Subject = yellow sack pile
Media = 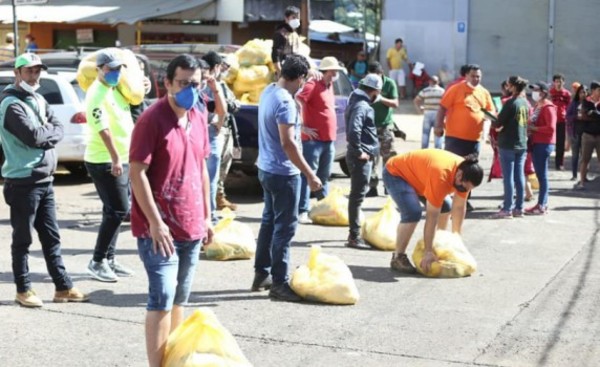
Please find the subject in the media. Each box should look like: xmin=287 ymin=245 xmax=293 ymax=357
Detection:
xmin=206 ymin=209 xmax=256 ymax=261
xmin=412 ymin=230 xmax=477 ymax=278
xmin=290 ymin=245 xmax=359 ymax=305
xmin=227 ymin=39 xmax=276 ymax=104
xmin=76 ymin=47 xmax=145 ymax=105
xmin=308 ymin=187 xmax=359 ymax=226
xmin=361 ymin=198 xmax=399 ymax=251
xmin=162 ymin=308 xmax=252 ymax=367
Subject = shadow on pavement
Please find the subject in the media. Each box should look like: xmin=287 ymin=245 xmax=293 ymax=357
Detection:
xmin=348 ymin=264 xmax=418 ymax=283
xmin=190 ymin=289 xmax=268 ymax=303
xmin=87 ymin=289 xmax=148 ymax=307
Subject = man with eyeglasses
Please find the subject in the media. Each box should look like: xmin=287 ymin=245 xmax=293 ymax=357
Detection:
xmin=84 ymin=49 xmax=136 ymax=282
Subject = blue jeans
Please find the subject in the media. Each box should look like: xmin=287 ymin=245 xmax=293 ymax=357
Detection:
xmin=383 ymin=168 xmax=451 ymax=223
xmin=422 ymin=111 xmax=444 ymax=149
xmin=255 ymin=169 xmax=300 ymax=284
xmin=3 ymin=182 xmax=73 ymax=293
xmin=570 ymin=132 xmax=582 ymax=178
xmin=531 ymin=144 xmax=554 ymax=207
xmin=346 ymin=152 xmax=373 ymax=238
xmin=207 ymin=124 xmax=224 ymax=224
xmin=137 ymin=238 xmax=201 ymax=311
xmin=85 ymin=162 xmax=130 ymax=262
xmin=499 ymin=148 xmax=526 ymax=211
xmin=299 ymin=140 xmax=334 ymax=214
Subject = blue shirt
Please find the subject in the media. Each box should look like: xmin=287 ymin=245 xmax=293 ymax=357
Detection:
xmin=257 ymin=83 xmax=300 ymax=176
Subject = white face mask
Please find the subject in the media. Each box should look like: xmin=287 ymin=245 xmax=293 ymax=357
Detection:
xmin=20 ymin=81 xmax=40 ymax=94
xmin=289 ymin=18 xmax=300 ymax=29
xmin=331 ymin=74 xmax=340 ymax=83
xmin=531 ymin=91 xmax=541 ymax=102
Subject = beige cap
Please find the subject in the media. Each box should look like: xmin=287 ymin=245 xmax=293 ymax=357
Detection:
xmin=318 ymin=56 xmax=345 ymax=71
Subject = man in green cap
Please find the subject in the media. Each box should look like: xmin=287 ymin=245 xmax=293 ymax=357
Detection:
xmin=0 ymin=53 xmax=89 ymax=307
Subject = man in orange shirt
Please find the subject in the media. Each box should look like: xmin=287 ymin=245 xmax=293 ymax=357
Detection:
xmin=383 ymin=149 xmax=483 ymax=273
xmin=434 ymin=64 xmax=493 ymax=210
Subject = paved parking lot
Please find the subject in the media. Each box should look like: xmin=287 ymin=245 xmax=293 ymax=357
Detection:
xmin=0 ymin=107 xmax=599 ymax=367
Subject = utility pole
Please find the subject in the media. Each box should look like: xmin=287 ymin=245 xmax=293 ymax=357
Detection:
xmin=301 ymin=0 xmax=311 ymax=47
xmin=12 ymin=0 xmax=19 ymax=56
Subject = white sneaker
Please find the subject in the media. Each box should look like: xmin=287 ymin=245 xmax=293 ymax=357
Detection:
xmin=298 ymin=212 xmax=312 ymax=224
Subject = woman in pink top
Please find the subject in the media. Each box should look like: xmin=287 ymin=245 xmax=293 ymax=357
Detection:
xmin=526 ymin=82 xmax=557 ymax=215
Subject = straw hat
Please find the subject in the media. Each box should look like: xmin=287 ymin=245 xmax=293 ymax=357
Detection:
xmin=318 ymin=56 xmax=345 ymax=71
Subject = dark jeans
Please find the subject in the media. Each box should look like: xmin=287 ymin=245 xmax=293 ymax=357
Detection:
xmin=85 ymin=162 xmax=130 ymax=262
xmin=346 ymin=152 xmax=373 ymax=238
xmin=531 ymin=144 xmax=554 ymax=207
xmin=3 ymin=182 xmax=73 ymax=293
xmin=445 ymin=136 xmax=480 ymax=203
xmin=255 ymin=169 xmax=300 ymax=285
xmin=555 ymin=122 xmax=566 ymax=169
xmin=570 ymin=132 xmax=582 ymax=178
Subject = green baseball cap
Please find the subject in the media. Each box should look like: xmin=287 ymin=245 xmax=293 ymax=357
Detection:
xmin=15 ymin=53 xmax=48 ymax=70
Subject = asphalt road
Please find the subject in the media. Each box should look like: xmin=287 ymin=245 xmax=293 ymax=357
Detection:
xmin=0 ymin=105 xmax=599 ymax=367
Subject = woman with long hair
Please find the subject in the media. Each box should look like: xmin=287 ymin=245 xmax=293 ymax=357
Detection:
xmin=491 ymin=76 xmax=530 ymax=218
xmin=565 ymin=85 xmax=588 ymax=181
xmin=525 ymin=82 xmax=557 ymax=215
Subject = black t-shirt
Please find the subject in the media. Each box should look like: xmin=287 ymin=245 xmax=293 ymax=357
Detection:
xmin=581 ymin=99 xmax=600 ymax=135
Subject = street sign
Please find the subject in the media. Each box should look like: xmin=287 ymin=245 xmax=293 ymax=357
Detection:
xmin=15 ymin=0 xmax=49 ymax=4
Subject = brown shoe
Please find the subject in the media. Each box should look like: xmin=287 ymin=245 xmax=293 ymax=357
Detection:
xmin=16 ymin=289 xmax=44 ymax=308
xmin=54 ymin=288 xmax=90 ymax=303
xmin=390 ymin=253 xmax=417 ymax=274
xmin=216 ymin=193 xmax=237 ymax=211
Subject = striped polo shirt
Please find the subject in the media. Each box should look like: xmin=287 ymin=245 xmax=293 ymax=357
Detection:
xmin=418 ymin=85 xmax=445 ymax=111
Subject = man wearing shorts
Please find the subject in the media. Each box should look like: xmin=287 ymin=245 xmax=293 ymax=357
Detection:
xmin=383 ymin=149 xmax=483 ymax=274
xmin=129 ymin=54 xmax=213 ymax=367
xmin=386 ymin=38 xmax=409 ymax=100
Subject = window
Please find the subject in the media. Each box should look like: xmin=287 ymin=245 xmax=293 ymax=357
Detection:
xmin=334 ymin=72 xmax=354 ymax=97
xmin=38 ymin=79 xmax=63 ymax=104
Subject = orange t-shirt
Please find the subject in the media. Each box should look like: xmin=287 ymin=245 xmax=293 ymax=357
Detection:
xmin=441 ymin=82 xmax=494 ymax=141
xmin=385 ymin=149 xmax=468 ymax=208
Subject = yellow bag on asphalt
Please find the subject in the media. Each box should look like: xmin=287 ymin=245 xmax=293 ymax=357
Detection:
xmin=162 ymin=308 xmax=252 ymax=367
xmin=412 ymin=230 xmax=477 ymax=278
xmin=290 ymin=245 xmax=359 ymax=305
xmin=361 ymin=198 xmax=399 ymax=251
xmin=76 ymin=48 xmax=145 ymax=105
xmin=308 ymin=187 xmax=353 ymax=226
xmin=205 ymin=209 xmax=256 ymax=261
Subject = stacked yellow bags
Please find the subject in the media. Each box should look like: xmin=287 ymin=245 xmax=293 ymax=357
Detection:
xmin=309 ymin=187 xmax=356 ymax=226
xmin=76 ymin=47 xmax=145 ymax=105
xmin=412 ymin=230 xmax=477 ymax=278
xmin=361 ymin=198 xmax=399 ymax=251
xmin=205 ymin=209 xmax=256 ymax=261
xmin=290 ymin=245 xmax=359 ymax=305
xmin=162 ymin=309 xmax=252 ymax=367
xmin=228 ymin=39 xmax=276 ymax=104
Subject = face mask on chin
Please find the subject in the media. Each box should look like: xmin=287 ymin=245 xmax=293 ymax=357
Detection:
xmin=20 ymin=81 xmax=40 ymax=94
xmin=466 ymin=81 xmax=477 ymax=89
xmin=454 ymin=182 xmax=469 ymax=193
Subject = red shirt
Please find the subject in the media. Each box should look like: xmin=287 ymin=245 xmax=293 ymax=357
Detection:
xmin=549 ymin=87 xmax=571 ymax=123
xmin=129 ymin=97 xmax=210 ymax=242
xmin=530 ymin=101 xmax=557 ymax=145
xmin=296 ymin=79 xmax=337 ymax=142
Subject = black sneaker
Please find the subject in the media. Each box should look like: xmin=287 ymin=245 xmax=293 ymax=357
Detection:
xmin=345 ymin=236 xmax=371 ymax=250
xmin=251 ymin=272 xmax=272 ymax=292
xmin=269 ymin=283 xmax=302 ymax=302
xmin=366 ymin=187 xmax=378 ymax=197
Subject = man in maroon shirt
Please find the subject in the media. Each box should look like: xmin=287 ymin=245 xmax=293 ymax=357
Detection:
xmin=296 ymin=56 xmax=344 ymax=224
xmin=129 ymin=54 xmax=214 ymax=367
xmin=549 ymin=73 xmax=571 ymax=170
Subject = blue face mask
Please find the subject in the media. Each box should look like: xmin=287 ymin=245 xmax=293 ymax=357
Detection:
xmin=174 ymin=85 xmax=198 ymax=110
xmin=104 ymin=70 xmax=121 ymax=87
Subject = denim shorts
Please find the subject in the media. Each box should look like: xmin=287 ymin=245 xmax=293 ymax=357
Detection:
xmin=383 ymin=169 xmax=451 ymax=223
xmin=137 ymin=238 xmax=201 ymax=311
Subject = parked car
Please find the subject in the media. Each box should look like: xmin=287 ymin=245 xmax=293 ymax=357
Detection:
xmin=233 ymin=65 xmax=355 ymax=176
xmin=0 ymin=69 xmax=89 ymax=176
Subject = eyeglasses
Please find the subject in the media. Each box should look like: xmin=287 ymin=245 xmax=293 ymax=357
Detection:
xmin=174 ymin=79 xmax=200 ymax=89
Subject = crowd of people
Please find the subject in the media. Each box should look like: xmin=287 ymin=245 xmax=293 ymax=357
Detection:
xmin=1 ymin=10 xmax=598 ymax=364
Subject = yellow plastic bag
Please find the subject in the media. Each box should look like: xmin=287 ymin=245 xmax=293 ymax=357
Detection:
xmin=528 ymin=174 xmax=539 ymax=190
xmin=361 ymin=198 xmax=399 ymax=251
xmin=412 ymin=230 xmax=477 ymax=278
xmin=205 ymin=209 xmax=256 ymax=261
xmin=162 ymin=308 xmax=252 ymax=367
xmin=76 ymin=48 xmax=145 ymax=105
xmin=235 ymin=39 xmax=273 ymax=66
xmin=290 ymin=245 xmax=359 ymax=305
xmin=308 ymin=187 xmax=353 ymax=226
